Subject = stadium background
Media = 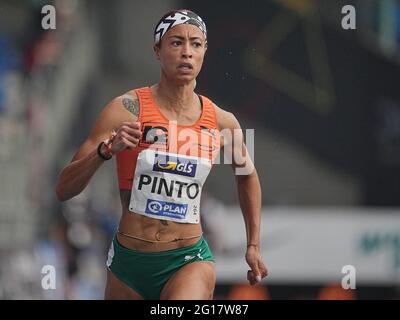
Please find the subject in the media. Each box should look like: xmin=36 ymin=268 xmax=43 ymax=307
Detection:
xmin=0 ymin=0 xmax=399 ymax=299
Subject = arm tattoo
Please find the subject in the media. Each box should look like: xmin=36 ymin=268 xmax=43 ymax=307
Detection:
xmin=122 ymin=98 xmax=140 ymax=117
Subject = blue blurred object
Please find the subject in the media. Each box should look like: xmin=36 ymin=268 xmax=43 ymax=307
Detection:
xmin=0 ymin=33 xmax=19 ymax=113
xmin=397 ymin=2 xmax=400 ymax=43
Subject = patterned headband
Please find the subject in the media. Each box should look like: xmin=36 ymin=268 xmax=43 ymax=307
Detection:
xmin=154 ymin=10 xmax=207 ymax=44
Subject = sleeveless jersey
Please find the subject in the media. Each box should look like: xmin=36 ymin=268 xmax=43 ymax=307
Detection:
xmin=116 ymin=87 xmax=220 ymax=224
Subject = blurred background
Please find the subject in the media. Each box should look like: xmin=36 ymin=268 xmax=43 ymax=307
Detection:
xmin=0 ymin=0 xmax=400 ymax=299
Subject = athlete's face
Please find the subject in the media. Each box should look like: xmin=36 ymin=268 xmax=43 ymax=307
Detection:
xmin=154 ymin=24 xmax=207 ymax=83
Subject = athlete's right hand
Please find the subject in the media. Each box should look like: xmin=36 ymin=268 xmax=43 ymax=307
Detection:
xmin=111 ymin=121 xmax=142 ymax=154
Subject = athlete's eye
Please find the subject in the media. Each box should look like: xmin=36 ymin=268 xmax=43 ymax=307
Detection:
xmin=172 ymin=40 xmax=182 ymax=46
xmin=193 ymin=42 xmax=202 ymax=48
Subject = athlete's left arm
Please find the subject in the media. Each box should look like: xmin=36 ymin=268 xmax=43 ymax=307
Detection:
xmin=215 ymin=105 xmax=268 ymax=285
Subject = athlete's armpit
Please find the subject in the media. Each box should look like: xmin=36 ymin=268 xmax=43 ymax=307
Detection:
xmin=119 ymin=190 xmax=131 ymax=209
xmin=122 ymin=97 xmax=140 ymax=117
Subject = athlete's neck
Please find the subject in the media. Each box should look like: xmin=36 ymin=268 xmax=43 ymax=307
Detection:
xmin=153 ymin=79 xmax=197 ymax=115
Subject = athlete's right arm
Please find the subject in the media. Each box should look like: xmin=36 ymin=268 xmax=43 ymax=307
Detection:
xmin=55 ymin=93 xmax=141 ymax=202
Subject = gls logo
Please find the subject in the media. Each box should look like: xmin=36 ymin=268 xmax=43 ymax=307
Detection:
xmin=153 ymin=153 xmax=197 ymax=177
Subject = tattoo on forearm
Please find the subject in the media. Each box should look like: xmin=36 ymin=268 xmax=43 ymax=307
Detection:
xmin=122 ymin=98 xmax=140 ymax=117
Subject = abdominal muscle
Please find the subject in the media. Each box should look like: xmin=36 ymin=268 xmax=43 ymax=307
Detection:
xmin=117 ymin=190 xmax=203 ymax=252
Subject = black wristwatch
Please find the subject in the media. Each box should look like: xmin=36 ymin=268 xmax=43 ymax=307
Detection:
xmin=97 ymin=141 xmax=112 ymax=160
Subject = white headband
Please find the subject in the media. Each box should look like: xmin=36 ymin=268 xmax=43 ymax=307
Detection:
xmin=154 ymin=10 xmax=207 ymax=44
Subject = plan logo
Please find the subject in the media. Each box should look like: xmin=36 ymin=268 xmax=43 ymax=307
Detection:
xmin=146 ymin=199 xmax=188 ymax=219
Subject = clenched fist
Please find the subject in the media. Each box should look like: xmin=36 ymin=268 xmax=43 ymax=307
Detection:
xmin=245 ymin=245 xmax=268 ymax=285
xmin=111 ymin=122 xmax=142 ymax=154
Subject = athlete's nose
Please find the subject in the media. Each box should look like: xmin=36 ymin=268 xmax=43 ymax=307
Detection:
xmin=181 ymin=42 xmax=193 ymax=59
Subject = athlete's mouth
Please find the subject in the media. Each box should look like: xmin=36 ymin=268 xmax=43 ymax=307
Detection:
xmin=177 ymin=63 xmax=193 ymax=70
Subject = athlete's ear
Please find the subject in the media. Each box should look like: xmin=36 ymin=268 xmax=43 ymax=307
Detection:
xmin=154 ymin=44 xmax=161 ymax=60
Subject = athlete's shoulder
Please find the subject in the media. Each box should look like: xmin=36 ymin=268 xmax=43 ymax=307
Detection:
xmin=117 ymin=89 xmax=141 ymax=118
xmin=101 ymin=89 xmax=140 ymax=120
xmin=91 ymin=89 xmax=140 ymax=133
xmin=212 ymin=103 xmax=241 ymax=131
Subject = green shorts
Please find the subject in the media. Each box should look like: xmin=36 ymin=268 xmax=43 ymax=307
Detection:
xmin=106 ymin=235 xmax=215 ymax=300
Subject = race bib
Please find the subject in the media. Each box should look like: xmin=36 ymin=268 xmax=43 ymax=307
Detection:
xmin=129 ymin=149 xmax=212 ymax=224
